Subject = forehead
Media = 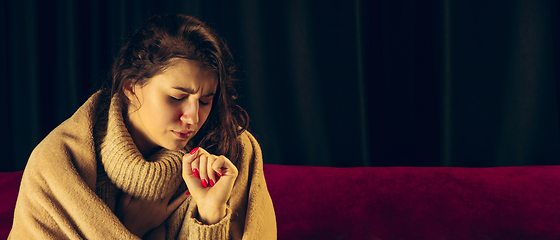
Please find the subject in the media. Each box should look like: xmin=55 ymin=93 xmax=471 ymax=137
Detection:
xmin=149 ymin=59 xmax=218 ymax=92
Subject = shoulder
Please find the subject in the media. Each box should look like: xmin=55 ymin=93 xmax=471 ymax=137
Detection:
xmin=237 ymin=130 xmax=259 ymax=149
xmin=237 ymin=130 xmax=261 ymax=155
xmin=26 ymin=92 xmax=103 ymax=188
xmin=235 ymin=130 xmax=263 ymax=167
xmin=32 ymin=92 xmax=102 ymax=156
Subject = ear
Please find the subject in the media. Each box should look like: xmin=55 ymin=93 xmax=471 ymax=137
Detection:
xmin=123 ymin=81 xmax=141 ymax=109
xmin=123 ymin=80 xmax=136 ymax=102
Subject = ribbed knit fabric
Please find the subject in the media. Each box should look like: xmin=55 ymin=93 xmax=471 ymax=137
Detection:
xmin=93 ymin=94 xmax=232 ymax=239
xmin=9 ymin=92 xmax=277 ymax=239
xmin=95 ymin=95 xmax=185 ymax=201
xmin=180 ymin=202 xmax=232 ymax=239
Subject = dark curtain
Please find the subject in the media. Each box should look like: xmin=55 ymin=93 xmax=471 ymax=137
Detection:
xmin=2 ymin=0 xmax=559 ymax=172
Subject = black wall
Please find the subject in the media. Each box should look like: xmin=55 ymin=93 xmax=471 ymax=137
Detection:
xmin=2 ymin=0 xmax=560 ymax=171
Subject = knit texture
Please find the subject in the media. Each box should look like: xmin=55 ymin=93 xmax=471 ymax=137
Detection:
xmin=95 ymin=95 xmax=185 ymax=201
xmin=9 ymin=92 xmax=277 ymax=239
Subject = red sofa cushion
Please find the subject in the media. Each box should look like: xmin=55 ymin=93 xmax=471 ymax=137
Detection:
xmin=0 ymin=171 xmax=23 ymax=240
xmin=3 ymin=166 xmax=560 ymax=239
xmin=263 ymin=164 xmax=560 ymax=240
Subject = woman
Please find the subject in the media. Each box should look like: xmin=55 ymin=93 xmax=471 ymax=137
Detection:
xmin=9 ymin=14 xmax=276 ymax=239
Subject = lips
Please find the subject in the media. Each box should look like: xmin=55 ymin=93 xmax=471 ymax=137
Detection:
xmin=172 ymin=130 xmax=193 ymax=139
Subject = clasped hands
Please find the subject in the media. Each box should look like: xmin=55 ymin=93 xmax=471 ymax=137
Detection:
xmin=116 ymin=147 xmax=238 ymax=238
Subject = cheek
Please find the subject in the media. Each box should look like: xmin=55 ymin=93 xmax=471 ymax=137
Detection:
xmin=149 ymin=101 xmax=181 ymax=125
xmin=198 ymin=108 xmax=212 ymax=126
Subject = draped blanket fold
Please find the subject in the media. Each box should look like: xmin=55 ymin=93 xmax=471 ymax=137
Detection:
xmin=9 ymin=92 xmax=277 ymax=239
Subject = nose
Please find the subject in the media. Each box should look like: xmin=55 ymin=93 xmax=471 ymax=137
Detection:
xmin=180 ymin=101 xmax=199 ymax=126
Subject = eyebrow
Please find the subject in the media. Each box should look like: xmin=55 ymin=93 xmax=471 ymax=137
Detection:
xmin=172 ymin=86 xmax=215 ymax=97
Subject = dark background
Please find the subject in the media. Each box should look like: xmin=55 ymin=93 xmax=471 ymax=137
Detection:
xmin=2 ymin=0 xmax=560 ymax=172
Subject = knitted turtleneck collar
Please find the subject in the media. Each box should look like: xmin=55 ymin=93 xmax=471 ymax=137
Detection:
xmin=95 ymin=95 xmax=187 ymax=201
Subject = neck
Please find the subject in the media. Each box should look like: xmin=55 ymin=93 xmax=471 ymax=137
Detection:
xmin=96 ymin=93 xmax=186 ymax=201
xmin=124 ymin=112 xmax=160 ymax=157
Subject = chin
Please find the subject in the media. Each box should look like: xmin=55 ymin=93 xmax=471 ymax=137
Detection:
xmin=165 ymin=142 xmax=189 ymax=151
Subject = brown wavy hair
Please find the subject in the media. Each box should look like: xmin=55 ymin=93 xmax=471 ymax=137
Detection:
xmin=103 ymin=14 xmax=248 ymax=162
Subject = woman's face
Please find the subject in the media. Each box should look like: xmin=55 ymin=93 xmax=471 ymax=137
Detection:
xmin=125 ymin=59 xmax=218 ymax=155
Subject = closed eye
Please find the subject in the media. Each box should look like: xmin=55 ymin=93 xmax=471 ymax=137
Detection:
xmin=170 ymin=96 xmax=184 ymax=101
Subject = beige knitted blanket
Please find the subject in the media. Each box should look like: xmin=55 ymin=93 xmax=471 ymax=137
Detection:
xmin=9 ymin=92 xmax=276 ymax=239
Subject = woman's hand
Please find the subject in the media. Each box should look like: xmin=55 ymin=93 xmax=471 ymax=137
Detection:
xmin=182 ymin=147 xmax=238 ymax=225
xmin=116 ymin=188 xmax=189 ymax=238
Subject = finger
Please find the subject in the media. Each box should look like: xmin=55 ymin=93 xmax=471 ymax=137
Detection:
xmin=199 ymin=153 xmax=209 ymax=188
xmin=191 ymin=148 xmax=201 ymax=179
xmin=183 ymin=148 xmax=204 ymax=192
xmin=206 ymin=155 xmax=217 ymax=187
xmin=215 ymin=155 xmax=238 ymax=178
xmin=211 ymin=156 xmax=226 ymax=183
xmin=182 ymin=147 xmax=199 ymax=179
xmin=167 ymin=190 xmax=189 ymax=214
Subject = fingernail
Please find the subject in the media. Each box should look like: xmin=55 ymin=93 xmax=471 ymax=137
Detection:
xmin=209 ymin=179 xmax=215 ymax=187
xmin=193 ymin=168 xmax=199 ymax=178
xmin=216 ymin=172 xmax=222 ymax=177
xmin=190 ymin=147 xmax=199 ymax=155
xmin=201 ymin=179 xmax=208 ymax=188
xmin=186 ymin=190 xmax=190 ymax=195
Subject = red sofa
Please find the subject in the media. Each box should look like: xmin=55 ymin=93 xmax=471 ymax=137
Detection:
xmin=2 ymin=164 xmax=560 ymax=239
